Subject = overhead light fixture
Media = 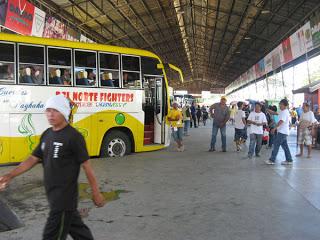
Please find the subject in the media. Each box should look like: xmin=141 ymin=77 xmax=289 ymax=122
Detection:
xmin=236 ymin=51 xmax=241 ymax=54
xmin=244 ymin=36 xmax=251 ymax=40
xmin=261 ymin=10 xmax=271 ymax=14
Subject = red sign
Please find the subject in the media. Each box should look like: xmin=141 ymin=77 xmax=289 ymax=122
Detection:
xmin=282 ymin=37 xmax=293 ymax=64
xmin=5 ymin=0 xmax=34 ymax=35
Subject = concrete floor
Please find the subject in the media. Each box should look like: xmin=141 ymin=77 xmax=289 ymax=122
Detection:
xmin=1 ymin=121 xmax=320 ymax=240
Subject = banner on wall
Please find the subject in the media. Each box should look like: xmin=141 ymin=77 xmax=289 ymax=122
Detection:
xmin=310 ymin=11 xmax=320 ymax=48
xmin=230 ymin=11 xmax=319 ymax=93
xmin=290 ymin=25 xmax=307 ymax=59
xmin=43 ymin=16 xmax=67 ymax=39
xmin=254 ymin=59 xmax=265 ymax=78
xmin=247 ymin=66 xmax=256 ymax=82
xmin=4 ymin=0 xmax=35 ymax=35
xmin=303 ymin=21 xmax=313 ymax=51
xmin=240 ymin=72 xmax=247 ymax=84
xmin=264 ymin=52 xmax=272 ymax=74
xmin=67 ymin=27 xmax=80 ymax=42
xmin=0 ymin=0 xmax=8 ymax=26
xmin=80 ymin=34 xmax=88 ymax=42
xmin=281 ymin=37 xmax=293 ymax=64
xmin=87 ymin=38 xmax=95 ymax=43
xmin=80 ymin=34 xmax=95 ymax=43
xmin=278 ymin=44 xmax=285 ymax=64
xmin=31 ymin=7 xmax=45 ymax=37
xmin=271 ymin=45 xmax=281 ymax=70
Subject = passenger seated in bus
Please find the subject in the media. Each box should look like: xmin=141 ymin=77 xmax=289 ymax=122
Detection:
xmin=61 ymin=69 xmax=71 ymax=85
xmin=123 ymin=72 xmax=128 ymax=87
xmin=101 ymin=72 xmax=114 ymax=87
xmin=123 ymin=72 xmax=140 ymax=88
xmin=87 ymin=70 xmax=96 ymax=86
xmin=76 ymin=71 xmax=89 ymax=86
xmin=20 ymin=67 xmax=33 ymax=84
xmin=0 ymin=64 xmax=14 ymax=82
xmin=31 ymin=67 xmax=43 ymax=85
xmin=49 ymin=69 xmax=63 ymax=85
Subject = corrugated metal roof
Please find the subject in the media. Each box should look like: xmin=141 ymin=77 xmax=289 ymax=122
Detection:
xmin=32 ymin=0 xmax=320 ymax=92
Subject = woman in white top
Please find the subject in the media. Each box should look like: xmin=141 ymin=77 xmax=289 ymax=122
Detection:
xmin=296 ymin=102 xmax=318 ymax=158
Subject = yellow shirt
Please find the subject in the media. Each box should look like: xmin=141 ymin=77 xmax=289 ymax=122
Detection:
xmin=291 ymin=110 xmax=297 ymax=118
xmin=167 ymin=109 xmax=183 ymax=128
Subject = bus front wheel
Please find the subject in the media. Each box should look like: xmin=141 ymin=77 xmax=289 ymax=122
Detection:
xmin=100 ymin=130 xmax=132 ymax=157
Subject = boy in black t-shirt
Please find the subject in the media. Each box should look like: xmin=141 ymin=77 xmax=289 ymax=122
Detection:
xmin=0 ymin=95 xmax=105 ymax=240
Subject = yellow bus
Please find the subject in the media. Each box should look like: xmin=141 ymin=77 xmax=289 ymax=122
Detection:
xmin=0 ymin=33 xmax=183 ymax=165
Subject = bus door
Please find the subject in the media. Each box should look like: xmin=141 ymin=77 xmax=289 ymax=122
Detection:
xmin=143 ymin=76 xmax=165 ymax=145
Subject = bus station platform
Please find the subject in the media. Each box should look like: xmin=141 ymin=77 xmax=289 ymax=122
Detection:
xmin=1 ymin=121 xmax=320 ymax=240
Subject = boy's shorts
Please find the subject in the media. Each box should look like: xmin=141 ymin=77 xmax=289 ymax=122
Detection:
xmin=234 ymin=128 xmax=246 ymax=141
xmin=172 ymin=127 xmax=183 ymax=141
xmin=298 ymin=128 xmax=312 ymax=145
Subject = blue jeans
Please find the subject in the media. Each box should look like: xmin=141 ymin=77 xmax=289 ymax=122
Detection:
xmin=248 ymin=134 xmax=263 ymax=157
xmin=172 ymin=127 xmax=183 ymax=142
xmin=270 ymin=133 xmax=293 ymax=162
xmin=184 ymin=120 xmax=190 ymax=135
xmin=268 ymin=131 xmax=275 ymax=147
xmin=210 ymin=123 xmax=226 ymax=150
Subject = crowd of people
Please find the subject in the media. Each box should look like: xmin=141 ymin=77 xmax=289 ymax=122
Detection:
xmin=167 ymin=96 xmax=320 ymax=165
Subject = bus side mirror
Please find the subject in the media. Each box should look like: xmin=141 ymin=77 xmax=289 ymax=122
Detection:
xmin=157 ymin=63 xmax=164 ymax=69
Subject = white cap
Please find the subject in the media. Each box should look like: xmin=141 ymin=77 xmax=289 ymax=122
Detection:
xmin=45 ymin=95 xmax=71 ymax=122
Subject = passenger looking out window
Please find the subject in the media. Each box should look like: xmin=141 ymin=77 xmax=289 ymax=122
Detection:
xmin=76 ymin=70 xmax=89 ymax=86
xmin=19 ymin=66 xmax=44 ymax=85
xmin=74 ymin=50 xmax=96 ymax=87
xmin=19 ymin=44 xmax=45 ymax=85
xmin=61 ymin=69 xmax=71 ymax=85
xmin=87 ymin=70 xmax=96 ymax=86
xmin=48 ymin=48 xmax=72 ymax=85
xmin=101 ymin=72 xmax=114 ymax=87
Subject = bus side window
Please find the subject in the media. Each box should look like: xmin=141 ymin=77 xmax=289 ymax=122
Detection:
xmin=122 ymin=71 xmax=141 ymax=88
xmin=141 ymin=57 xmax=163 ymax=76
xmin=141 ymin=57 xmax=163 ymax=88
xmin=19 ymin=44 xmax=45 ymax=85
xmin=74 ymin=50 xmax=97 ymax=87
xmin=122 ymin=55 xmax=141 ymax=88
xmin=48 ymin=47 xmax=72 ymax=86
xmin=0 ymin=42 xmax=15 ymax=84
xmin=99 ymin=52 xmax=120 ymax=88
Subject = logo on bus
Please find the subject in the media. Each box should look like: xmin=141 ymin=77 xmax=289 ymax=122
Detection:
xmin=56 ymin=91 xmax=134 ymax=103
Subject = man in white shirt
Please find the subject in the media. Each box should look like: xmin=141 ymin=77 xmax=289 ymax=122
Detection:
xmin=265 ymin=99 xmax=293 ymax=165
xmin=247 ymin=102 xmax=267 ymax=158
xmin=234 ymin=101 xmax=246 ymax=151
xmin=296 ymin=102 xmax=318 ymax=158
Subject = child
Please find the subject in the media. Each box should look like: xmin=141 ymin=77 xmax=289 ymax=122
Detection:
xmin=234 ymin=101 xmax=246 ymax=151
xmin=0 ymin=95 xmax=105 ymax=239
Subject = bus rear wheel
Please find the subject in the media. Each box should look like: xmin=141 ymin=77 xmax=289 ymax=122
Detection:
xmin=100 ymin=130 xmax=132 ymax=157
